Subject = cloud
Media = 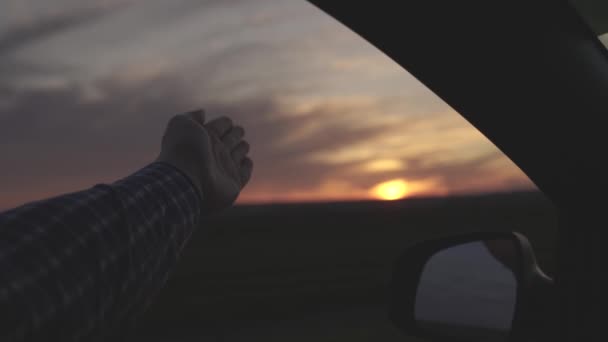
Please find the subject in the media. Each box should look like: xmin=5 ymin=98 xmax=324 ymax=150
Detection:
xmin=361 ymin=159 xmax=406 ymax=173
xmin=0 ymin=4 xmax=124 ymax=55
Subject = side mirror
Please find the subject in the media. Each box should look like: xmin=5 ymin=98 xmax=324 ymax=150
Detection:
xmin=389 ymin=232 xmax=554 ymax=342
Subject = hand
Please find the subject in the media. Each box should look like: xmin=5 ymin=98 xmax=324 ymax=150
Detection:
xmin=156 ymin=110 xmax=253 ymax=213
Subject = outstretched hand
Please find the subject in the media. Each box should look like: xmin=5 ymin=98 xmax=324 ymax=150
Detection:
xmin=157 ymin=110 xmax=253 ymax=213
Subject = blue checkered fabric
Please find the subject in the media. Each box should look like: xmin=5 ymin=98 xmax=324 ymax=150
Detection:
xmin=0 ymin=162 xmax=201 ymax=341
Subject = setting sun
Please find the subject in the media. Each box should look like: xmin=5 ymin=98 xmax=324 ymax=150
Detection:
xmin=371 ymin=179 xmax=409 ymax=201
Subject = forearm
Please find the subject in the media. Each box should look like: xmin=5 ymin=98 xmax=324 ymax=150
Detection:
xmin=0 ymin=162 xmax=201 ymax=341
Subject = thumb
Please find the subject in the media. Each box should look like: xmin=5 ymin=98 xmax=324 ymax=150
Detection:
xmin=185 ymin=109 xmax=205 ymax=125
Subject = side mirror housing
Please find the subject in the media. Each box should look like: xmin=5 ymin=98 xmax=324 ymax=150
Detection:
xmin=389 ymin=232 xmax=554 ymax=341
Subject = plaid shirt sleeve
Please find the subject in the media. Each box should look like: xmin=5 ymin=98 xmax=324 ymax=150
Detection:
xmin=0 ymin=162 xmax=202 ymax=341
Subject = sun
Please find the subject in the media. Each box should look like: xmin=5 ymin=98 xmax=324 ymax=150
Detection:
xmin=371 ymin=179 xmax=409 ymax=201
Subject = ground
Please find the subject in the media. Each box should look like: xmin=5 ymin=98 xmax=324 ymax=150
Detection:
xmin=129 ymin=191 xmax=557 ymax=341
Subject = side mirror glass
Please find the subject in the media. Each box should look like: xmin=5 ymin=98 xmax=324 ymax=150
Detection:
xmin=389 ymin=232 xmax=553 ymax=342
xmin=415 ymin=240 xmax=518 ymax=340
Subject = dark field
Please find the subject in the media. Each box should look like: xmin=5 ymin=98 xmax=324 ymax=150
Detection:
xmin=130 ymin=191 xmax=557 ymax=341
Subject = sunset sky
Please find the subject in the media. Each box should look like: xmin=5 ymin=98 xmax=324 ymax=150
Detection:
xmin=0 ymin=0 xmax=540 ymax=209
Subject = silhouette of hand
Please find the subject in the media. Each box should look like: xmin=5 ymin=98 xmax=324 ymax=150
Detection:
xmin=157 ymin=110 xmax=253 ymax=213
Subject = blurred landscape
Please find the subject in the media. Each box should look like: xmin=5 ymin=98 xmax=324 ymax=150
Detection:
xmin=130 ymin=190 xmax=556 ymax=341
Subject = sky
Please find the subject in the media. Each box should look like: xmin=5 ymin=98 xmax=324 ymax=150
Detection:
xmin=0 ymin=0 xmax=538 ymax=209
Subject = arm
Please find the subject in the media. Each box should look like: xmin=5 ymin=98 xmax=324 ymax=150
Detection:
xmin=0 ymin=163 xmax=200 ymax=341
xmin=0 ymin=110 xmax=253 ymax=341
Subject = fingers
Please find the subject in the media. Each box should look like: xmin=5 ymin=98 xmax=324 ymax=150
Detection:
xmin=205 ymin=116 xmax=233 ymax=138
xmin=183 ymin=112 xmax=252 ymax=185
xmin=185 ymin=109 xmax=205 ymax=125
xmin=223 ymin=126 xmax=245 ymax=149
xmin=240 ymin=157 xmax=253 ymax=185
xmin=232 ymin=141 xmax=250 ymax=162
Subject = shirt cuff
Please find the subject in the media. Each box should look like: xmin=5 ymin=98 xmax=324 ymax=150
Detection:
xmin=113 ymin=162 xmax=203 ymax=228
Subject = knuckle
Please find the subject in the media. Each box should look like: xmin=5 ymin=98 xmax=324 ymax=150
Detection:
xmin=235 ymin=126 xmax=245 ymax=136
xmin=221 ymin=117 xmax=233 ymax=127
